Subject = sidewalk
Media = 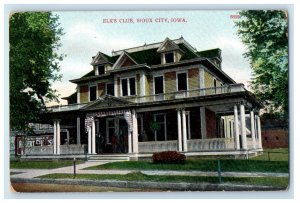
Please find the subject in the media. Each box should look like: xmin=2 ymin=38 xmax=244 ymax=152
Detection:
xmin=10 ymin=160 xmax=289 ymax=179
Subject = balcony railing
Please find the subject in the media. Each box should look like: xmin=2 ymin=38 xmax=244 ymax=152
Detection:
xmin=47 ymin=103 xmax=87 ymax=112
xmin=46 ymin=84 xmax=245 ymax=112
xmin=126 ymin=83 xmax=246 ymax=103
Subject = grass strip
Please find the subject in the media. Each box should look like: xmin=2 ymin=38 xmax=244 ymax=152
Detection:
xmin=37 ymin=172 xmax=289 ymax=188
xmin=10 ymin=160 xmax=84 ymax=169
xmin=85 ymin=159 xmax=288 ymax=173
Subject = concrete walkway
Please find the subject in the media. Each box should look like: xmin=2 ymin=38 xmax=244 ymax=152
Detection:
xmin=10 ymin=161 xmax=289 ymax=179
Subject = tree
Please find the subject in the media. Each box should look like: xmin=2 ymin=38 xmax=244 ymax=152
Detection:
xmin=9 ymin=12 xmax=64 ymax=133
xmin=235 ymin=10 xmax=288 ymax=117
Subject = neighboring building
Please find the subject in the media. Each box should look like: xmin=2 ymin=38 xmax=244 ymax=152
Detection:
xmin=261 ymin=117 xmax=288 ymax=148
xmin=22 ymin=37 xmax=263 ymax=158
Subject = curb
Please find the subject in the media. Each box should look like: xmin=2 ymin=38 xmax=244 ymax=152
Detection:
xmin=10 ymin=177 xmax=287 ymax=191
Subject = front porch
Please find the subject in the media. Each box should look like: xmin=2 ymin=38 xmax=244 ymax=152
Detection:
xmin=21 ymin=85 xmax=263 ymax=159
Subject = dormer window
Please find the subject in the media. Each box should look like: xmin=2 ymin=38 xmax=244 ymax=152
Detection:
xmin=164 ymin=52 xmax=174 ymax=63
xmin=97 ymin=65 xmax=105 ymax=75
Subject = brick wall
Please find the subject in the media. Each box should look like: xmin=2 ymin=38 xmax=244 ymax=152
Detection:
xmin=261 ymin=128 xmax=288 ymax=148
xmin=98 ymin=82 xmax=105 ymax=97
xmin=164 ymin=71 xmax=176 ymax=93
xmin=188 ymin=68 xmax=199 ymax=90
xmin=205 ymin=108 xmax=217 ymax=138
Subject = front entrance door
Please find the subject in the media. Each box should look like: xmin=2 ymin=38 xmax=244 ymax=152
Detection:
xmin=103 ymin=117 xmax=128 ymax=153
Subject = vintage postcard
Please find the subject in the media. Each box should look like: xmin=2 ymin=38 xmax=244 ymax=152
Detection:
xmin=9 ymin=10 xmax=289 ymax=193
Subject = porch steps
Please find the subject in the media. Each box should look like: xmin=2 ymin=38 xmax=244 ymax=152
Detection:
xmin=88 ymin=154 xmax=130 ymax=161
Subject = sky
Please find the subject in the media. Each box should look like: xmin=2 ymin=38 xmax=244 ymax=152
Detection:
xmin=50 ymin=10 xmax=252 ymax=106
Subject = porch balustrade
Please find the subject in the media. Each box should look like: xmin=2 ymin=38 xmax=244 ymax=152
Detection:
xmin=138 ymin=138 xmax=235 ymax=153
xmin=127 ymin=83 xmax=246 ymax=103
xmin=48 ymin=103 xmax=87 ymax=112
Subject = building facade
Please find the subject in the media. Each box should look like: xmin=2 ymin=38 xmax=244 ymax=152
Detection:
xmin=22 ymin=37 xmax=263 ymax=158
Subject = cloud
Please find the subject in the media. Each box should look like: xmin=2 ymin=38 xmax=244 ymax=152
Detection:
xmin=51 ymin=21 xmax=139 ymax=105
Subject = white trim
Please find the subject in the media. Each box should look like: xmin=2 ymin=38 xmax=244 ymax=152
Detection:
xmin=176 ymin=71 xmax=189 ymax=91
xmin=140 ymin=71 xmax=146 ymax=96
xmin=77 ymin=87 xmax=80 ymax=103
xmin=183 ymin=111 xmax=191 ymax=140
xmin=112 ymin=51 xmax=138 ymax=70
xmin=153 ymin=113 xmax=167 ymax=141
xmin=114 ymin=77 xmax=119 ymax=97
xmin=162 ymin=51 xmax=176 ymax=64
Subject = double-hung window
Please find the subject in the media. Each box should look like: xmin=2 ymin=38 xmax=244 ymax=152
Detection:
xmin=121 ymin=77 xmax=136 ymax=96
xmin=177 ymin=72 xmax=187 ymax=91
xmin=89 ymin=86 xmax=97 ymax=101
xmin=106 ymin=83 xmax=114 ymax=96
xmin=154 ymin=76 xmax=164 ymax=94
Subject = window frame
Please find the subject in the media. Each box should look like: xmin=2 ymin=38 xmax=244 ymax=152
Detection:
xmin=153 ymin=75 xmax=165 ymax=95
xmin=106 ymin=82 xmax=115 ymax=96
xmin=97 ymin=65 xmax=105 ymax=75
xmin=120 ymin=76 xmax=137 ymax=97
xmin=88 ymin=84 xmax=97 ymax=102
xmin=164 ymin=52 xmax=175 ymax=64
xmin=153 ymin=113 xmax=167 ymax=141
xmin=176 ymin=71 xmax=188 ymax=92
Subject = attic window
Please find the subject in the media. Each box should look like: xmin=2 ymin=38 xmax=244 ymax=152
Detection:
xmin=164 ymin=52 xmax=174 ymax=63
xmin=98 ymin=65 xmax=105 ymax=75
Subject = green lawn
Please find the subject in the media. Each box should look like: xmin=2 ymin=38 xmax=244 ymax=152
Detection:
xmin=251 ymin=148 xmax=289 ymax=161
xmin=38 ymin=172 xmax=289 ymax=188
xmin=85 ymin=159 xmax=288 ymax=173
xmin=10 ymin=160 xmax=84 ymax=169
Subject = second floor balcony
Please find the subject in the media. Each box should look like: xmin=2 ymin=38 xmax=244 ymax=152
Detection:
xmin=48 ymin=83 xmax=246 ymax=112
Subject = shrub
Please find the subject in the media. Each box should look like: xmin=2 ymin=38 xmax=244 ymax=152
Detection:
xmin=152 ymin=151 xmax=186 ymax=164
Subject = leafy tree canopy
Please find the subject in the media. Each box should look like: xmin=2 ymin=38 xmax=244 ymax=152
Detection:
xmin=10 ymin=12 xmax=64 ymax=132
xmin=235 ymin=10 xmax=288 ymax=117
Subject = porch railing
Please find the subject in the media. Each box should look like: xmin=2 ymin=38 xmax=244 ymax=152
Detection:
xmin=47 ymin=103 xmax=87 ymax=112
xmin=138 ymin=138 xmax=235 ymax=153
xmin=46 ymin=84 xmax=245 ymax=111
xmin=126 ymin=83 xmax=246 ymax=103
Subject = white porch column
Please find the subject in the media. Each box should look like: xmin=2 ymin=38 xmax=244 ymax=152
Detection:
xmin=88 ymin=126 xmax=92 ymax=154
xmin=128 ymin=126 xmax=132 ymax=153
xmin=200 ymin=107 xmax=207 ymax=139
xmin=177 ymin=109 xmax=183 ymax=152
xmin=77 ymin=117 xmax=81 ymax=144
xmin=240 ymin=104 xmax=247 ymax=150
xmin=56 ymin=120 xmax=61 ymax=155
xmin=233 ymin=105 xmax=240 ymax=149
xmin=132 ymin=109 xmax=139 ymax=153
xmin=92 ymin=119 xmax=96 ymax=154
xmin=53 ymin=121 xmax=57 ymax=154
xmin=250 ymin=110 xmax=256 ymax=149
xmin=182 ymin=109 xmax=188 ymax=152
xmin=257 ymin=115 xmax=262 ymax=148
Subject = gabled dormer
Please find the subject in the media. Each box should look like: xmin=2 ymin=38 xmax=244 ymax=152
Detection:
xmin=112 ymin=51 xmax=138 ymax=69
xmin=91 ymin=52 xmax=114 ymax=75
xmin=157 ymin=38 xmax=184 ymax=64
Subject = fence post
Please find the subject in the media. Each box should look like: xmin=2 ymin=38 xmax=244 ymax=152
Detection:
xmin=73 ymin=157 xmax=76 ymax=179
xmin=217 ymin=159 xmax=222 ymax=183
